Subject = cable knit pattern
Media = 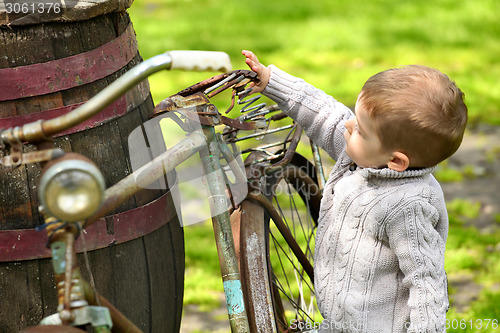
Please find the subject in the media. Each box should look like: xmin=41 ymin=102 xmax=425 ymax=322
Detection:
xmin=263 ymin=66 xmax=449 ymax=332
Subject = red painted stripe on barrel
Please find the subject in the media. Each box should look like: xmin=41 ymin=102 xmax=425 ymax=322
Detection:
xmin=0 ymin=24 xmax=137 ymax=102
xmin=0 ymin=191 xmax=175 ymax=262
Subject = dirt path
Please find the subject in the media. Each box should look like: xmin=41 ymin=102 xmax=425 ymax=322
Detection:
xmin=442 ymin=125 xmax=500 ymax=231
xmin=180 ymin=293 xmax=230 ymax=332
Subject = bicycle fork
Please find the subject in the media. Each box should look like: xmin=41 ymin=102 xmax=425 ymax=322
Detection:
xmin=200 ymin=125 xmax=250 ymax=333
xmin=40 ymin=219 xmax=141 ymax=332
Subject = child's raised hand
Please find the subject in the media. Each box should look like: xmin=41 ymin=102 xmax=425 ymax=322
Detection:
xmin=242 ymin=50 xmax=270 ymax=94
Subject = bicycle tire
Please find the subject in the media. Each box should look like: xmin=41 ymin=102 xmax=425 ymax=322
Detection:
xmin=232 ymin=152 xmax=322 ymax=332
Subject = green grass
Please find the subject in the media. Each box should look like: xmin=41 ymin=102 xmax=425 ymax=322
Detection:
xmin=446 ymin=198 xmax=500 ymax=283
xmin=127 ymin=0 xmax=500 ymax=325
xmin=182 ymin=221 xmax=224 ymax=311
xmin=445 ymin=198 xmax=500 ymax=332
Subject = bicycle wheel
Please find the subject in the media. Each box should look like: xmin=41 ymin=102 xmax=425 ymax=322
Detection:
xmin=232 ymin=152 xmax=322 ymax=332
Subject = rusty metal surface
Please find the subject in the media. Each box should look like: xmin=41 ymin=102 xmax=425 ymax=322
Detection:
xmin=264 ymin=124 xmax=303 ymax=175
xmin=0 ymin=148 xmax=64 ymax=168
xmin=153 ymin=92 xmax=210 ymax=115
xmin=43 ymin=222 xmax=81 ymax=323
xmin=154 ymin=93 xmax=259 ymax=131
xmin=82 ymin=280 xmax=142 ymax=333
xmin=42 ymin=222 xmax=141 ymax=332
xmin=63 ymin=232 xmax=77 ymax=320
xmin=231 ymin=200 xmax=277 ymax=333
xmin=201 ymin=126 xmax=250 ymax=332
xmin=247 ymin=191 xmax=315 ymax=284
xmin=157 ymin=70 xmax=263 ymax=132
xmin=220 ymin=115 xmax=258 ymax=131
xmin=176 ymin=69 xmax=258 ymax=97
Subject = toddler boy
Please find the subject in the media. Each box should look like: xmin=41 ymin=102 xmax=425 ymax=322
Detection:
xmin=243 ymin=50 xmax=467 ymax=332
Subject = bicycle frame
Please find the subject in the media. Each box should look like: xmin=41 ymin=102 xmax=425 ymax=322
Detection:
xmin=1 ymin=52 xmax=251 ymax=332
xmin=2 ymin=50 xmax=324 ymax=332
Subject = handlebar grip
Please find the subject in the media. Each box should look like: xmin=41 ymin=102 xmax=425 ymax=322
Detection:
xmin=167 ymin=50 xmax=232 ymax=72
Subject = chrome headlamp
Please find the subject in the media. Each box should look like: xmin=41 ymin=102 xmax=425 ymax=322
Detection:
xmin=39 ymin=153 xmax=105 ymax=222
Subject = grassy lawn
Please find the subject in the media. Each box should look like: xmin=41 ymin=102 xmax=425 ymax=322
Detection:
xmin=129 ymin=0 xmax=500 ymax=125
xmin=444 ymin=198 xmax=500 ymax=331
xmin=128 ymin=0 xmax=500 ymax=329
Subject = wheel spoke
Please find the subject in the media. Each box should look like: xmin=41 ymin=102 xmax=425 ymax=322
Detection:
xmin=270 ymin=231 xmax=315 ymax=293
xmin=268 ymin=169 xmax=319 ymax=328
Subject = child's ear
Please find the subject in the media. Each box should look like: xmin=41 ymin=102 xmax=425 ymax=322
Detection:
xmin=387 ymin=152 xmax=410 ymax=172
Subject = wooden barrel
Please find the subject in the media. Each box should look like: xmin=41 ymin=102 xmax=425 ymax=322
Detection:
xmin=0 ymin=3 xmax=184 ymax=332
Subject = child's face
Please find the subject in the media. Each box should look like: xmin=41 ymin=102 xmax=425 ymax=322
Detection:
xmin=344 ymin=97 xmax=393 ymax=168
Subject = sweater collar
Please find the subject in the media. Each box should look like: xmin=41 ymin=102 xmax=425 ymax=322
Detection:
xmin=357 ymin=165 xmax=435 ymax=180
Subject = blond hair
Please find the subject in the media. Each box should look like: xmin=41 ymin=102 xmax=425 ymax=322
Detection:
xmin=359 ymin=65 xmax=468 ymax=167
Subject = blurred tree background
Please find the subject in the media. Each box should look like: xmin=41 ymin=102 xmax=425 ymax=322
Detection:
xmin=128 ymin=0 xmax=500 ymax=331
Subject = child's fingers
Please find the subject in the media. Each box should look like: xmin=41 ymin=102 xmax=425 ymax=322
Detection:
xmin=245 ymin=58 xmax=259 ymax=72
xmin=242 ymin=50 xmax=260 ymax=72
xmin=242 ymin=49 xmax=255 ymax=60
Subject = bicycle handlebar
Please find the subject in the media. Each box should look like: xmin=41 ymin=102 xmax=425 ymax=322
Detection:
xmin=169 ymin=50 xmax=231 ymax=72
xmin=4 ymin=51 xmax=231 ymax=143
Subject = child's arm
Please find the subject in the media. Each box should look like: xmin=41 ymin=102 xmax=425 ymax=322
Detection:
xmin=242 ymin=50 xmax=353 ymax=161
xmin=386 ymin=201 xmax=448 ymax=332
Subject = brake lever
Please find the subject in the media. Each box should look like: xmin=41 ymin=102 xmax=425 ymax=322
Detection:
xmin=0 ymin=148 xmax=64 ymax=169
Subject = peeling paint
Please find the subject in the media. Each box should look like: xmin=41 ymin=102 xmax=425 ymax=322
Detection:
xmin=223 ymin=280 xmax=245 ymax=316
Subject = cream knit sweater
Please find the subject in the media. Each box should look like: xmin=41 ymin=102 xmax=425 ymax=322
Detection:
xmin=263 ymin=66 xmax=449 ymax=332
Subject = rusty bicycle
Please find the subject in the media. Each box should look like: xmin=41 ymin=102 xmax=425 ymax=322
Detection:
xmin=0 ymin=51 xmax=323 ymax=332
